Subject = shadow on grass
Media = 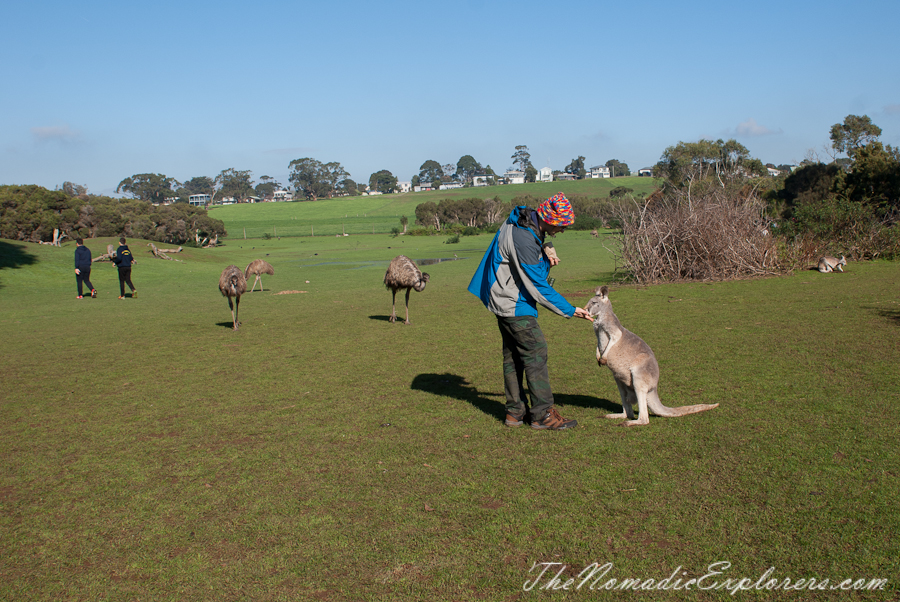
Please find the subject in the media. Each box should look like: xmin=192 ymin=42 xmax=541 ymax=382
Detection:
xmin=0 ymin=241 xmax=38 ymax=288
xmin=867 ymin=305 xmax=900 ymax=325
xmin=369 ymin=315 xmax=394 ymax=322
xmin=215 ymin=321 xmax=239 ymax=329
xmin=410 ymin=372 xmax=619 ymax=424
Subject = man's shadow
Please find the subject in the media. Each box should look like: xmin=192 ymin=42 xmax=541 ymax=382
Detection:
xmin=410 ymin=373 xmax=619 ymax=424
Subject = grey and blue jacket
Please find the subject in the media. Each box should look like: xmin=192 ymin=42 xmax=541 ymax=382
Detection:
xmin=467 ymin=206 xmax=575 ymax=318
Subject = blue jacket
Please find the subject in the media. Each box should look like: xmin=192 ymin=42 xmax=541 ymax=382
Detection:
xmin=114 ymin=245 xmax=134 ymax=268
xmin=467 ymin=206 xmax=575 ymax=318
xmin=74 ymin=245 xmax=92 ymax=270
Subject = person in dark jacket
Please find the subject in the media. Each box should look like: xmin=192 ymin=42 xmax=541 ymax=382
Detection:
xmin=468 ymin=193 xmax=591 ymax=430
xmin=113 ymin=237 xmax=137 ymax=299
xmin=74 ymin=238 xmax=96 ymax=299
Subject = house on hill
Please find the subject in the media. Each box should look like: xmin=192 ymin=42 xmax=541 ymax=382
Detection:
xmin=503 ymin=170 xmax=525 ymax=184
xmin=538 ymin=167 xmax=553 ymax=183
xmin=588 ymin=165 xmax=611 ymax=179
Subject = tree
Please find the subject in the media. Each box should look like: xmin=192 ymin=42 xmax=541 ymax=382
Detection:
xmin=323 ymin=162 xmax=350 ymax=196
xmin=216 ymin=168 xmax=254 ymax=203
xmin=116 ymin=173 xmax=180 ymax=203
xmin=369 ymin=170 xmax=398 ymax=194
xmin=58 ymin=182 xmax=88 ymax=197
xmin=511 ymin=145 xmax=533 ymax=172
xmin=418 ymin=160 xmax=443 ymax=186
xmin=288 ymin=157 xmax=350 ymax=201
xmin=565 ymin=156 xmax=586 ymax=179
xmin=456 ymin=155 xmax=482 ymax=185
xmin=524 ymin=165 xmax=538 ymax=183
xmin=605 ymin=159 xmax=630 ymax=177
xmin=441 ymin=163 xmax=457 ymax=182
xmin=336 ymin=178 xmax=359 ymax=196
xmin=841 ymin=141 xmax=900 ymax=209
xmin=830 ymin=114 xmax=882 ymax=159
xmin=400 ymin=215 xmax=408 ymax=233
xmin=655 ymin=139 xmax=765 ymax=194
xmin=255 ymin=175 xmax=282 ymax=200
xmin=182 ymin=176 xmax=214 ymax=197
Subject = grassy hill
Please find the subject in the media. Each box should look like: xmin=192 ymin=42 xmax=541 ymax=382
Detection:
xmin=211 ymin=176 xmax=657 ymax=239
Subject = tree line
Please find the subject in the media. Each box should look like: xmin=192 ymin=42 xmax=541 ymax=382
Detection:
xmin=0 ymin=185 xmax=226 ymax=245
xmin=110 ymin=145 xmax=635 ymax=207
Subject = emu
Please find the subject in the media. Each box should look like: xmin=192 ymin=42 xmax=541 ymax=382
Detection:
xmin=384 ymin=255 xmax=429 ymax=325
xmin=219 ymin=265 xmax=247 ymax=330
xmin=245 ymin=259 xmax=274 ymax=292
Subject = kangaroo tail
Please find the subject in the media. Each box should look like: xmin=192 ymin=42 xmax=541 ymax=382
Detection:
xmin=646 ymin=391 xmax=719 ymax=417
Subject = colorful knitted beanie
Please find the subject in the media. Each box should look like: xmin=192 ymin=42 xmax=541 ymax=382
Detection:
xmin=537 ymin=193 xmax=575 ymax=226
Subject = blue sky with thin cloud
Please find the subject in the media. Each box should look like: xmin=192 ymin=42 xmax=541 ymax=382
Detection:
xmin=2 ymin=0 xmax=898 ymax=196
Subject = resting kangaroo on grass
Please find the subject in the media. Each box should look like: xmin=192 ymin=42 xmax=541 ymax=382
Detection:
xmin=583 ymin=286 xmax=719 ymax=426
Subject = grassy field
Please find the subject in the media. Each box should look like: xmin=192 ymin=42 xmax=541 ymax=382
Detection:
xmin=1 ymin=225 xmax=898 ymax=601
xmin=211 ymin=177 xmax=658 ymax=239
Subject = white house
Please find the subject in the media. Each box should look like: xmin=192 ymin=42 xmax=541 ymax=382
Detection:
xmin=503 ymin=170 xmax=525 ymax=184
xmin=473 ymin=175 xmax=496 ymax=187
xmin=766 ymin=167 xmax=781 ymax=177
xmin=538 ymin=167 xmax=553 ymax=183
xmin=439 ymin=182 xmax=463 ymax=190
xmin=589 ymin=166 xmax=611 ymax=179
xmin=638 ymin=168 xmax=653 ymax=177
xmin=397 ymin=181 xmax=412 ymax=193
xmin=273 ymin=190 xmax=293 ymax=202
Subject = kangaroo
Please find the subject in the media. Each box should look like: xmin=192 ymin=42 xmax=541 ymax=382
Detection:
xmin=583 ymin=286 xmax=719 ymax=426
xmin=817 ymin=255 xmax=846 ymax=273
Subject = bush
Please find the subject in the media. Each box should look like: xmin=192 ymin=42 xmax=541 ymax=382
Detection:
xmin=614 ymin=189 xmax=781 ymax=283
xmin=445 ymin=234 xmax=460 ymax=244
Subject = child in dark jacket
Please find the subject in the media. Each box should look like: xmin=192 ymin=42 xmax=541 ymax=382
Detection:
xmin=113 ymin=237 xmax=137 ymax=299
xmin=74 ymin=238 xmax=96 ymax=299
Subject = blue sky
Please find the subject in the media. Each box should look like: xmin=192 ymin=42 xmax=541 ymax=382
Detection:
xmin=3 ymin=0 xmax=899 ymax=196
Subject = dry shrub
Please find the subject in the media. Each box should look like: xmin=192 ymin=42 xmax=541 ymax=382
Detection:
xmin=613 ymin=188 xmax=782 ymax=283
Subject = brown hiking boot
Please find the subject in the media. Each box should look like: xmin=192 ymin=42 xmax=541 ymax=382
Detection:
xmin=531 ymin=407 xmax=577 ymax=430
xmin=504 ymin=411 xmax=525 ymax=427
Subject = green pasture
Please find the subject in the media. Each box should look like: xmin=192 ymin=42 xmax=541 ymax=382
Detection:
xmin=211 ymin=176 xmax=657 ymax=239
xmin=0 ymin=228 xmax=898 ymax=601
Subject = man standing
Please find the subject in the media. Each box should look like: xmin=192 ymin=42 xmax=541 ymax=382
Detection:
xmin=468 ymin=193 xmax=591 ymax=430
xmin=74 ymin=238 xmax=96 ymax=299
xmin=113 ymin=237 xmax=137 ymax=299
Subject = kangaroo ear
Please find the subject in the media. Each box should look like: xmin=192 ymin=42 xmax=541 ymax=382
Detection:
xmin=594 ymin=286 xmax=604 ymax=295
xmin=600 ymin=285 xmax=609 ymax=297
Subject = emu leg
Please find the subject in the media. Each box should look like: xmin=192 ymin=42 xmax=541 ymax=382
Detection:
xmin=404 ymin=288 xmax=412 ymax=325
xmin=233 ymin=296 xmax=241 ymax=330
xmin=389 ymin=290 xmax=397 ymax=323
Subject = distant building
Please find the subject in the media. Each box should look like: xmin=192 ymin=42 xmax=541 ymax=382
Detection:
xmin=556 ymin=173 xmax=576 ymax=181
xmin=397 ymin=181 xmax=412 ymax=193
xmin=188 ymin=194 xmax=210 ymax=207
xmin=638 ymin=168 xmax=653 ymax=177
xmin=439 ymin=182 xmax=463 ymax=190
xmin=588 ymin=166 xmax=611 ymax=179
xmin=273 ymin=190 xmax=293 ymax=202
xmin=503 ymin=170 xmax=525 ymax=184
xmin=538 ymin=167 xmax=553 ymax=183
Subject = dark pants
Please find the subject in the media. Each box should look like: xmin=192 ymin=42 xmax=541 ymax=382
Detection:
xmin=118 ymin=267 xmax=135 ymax=296
xmin=496 ymin=315 xmax=554 ymax=420
xmin=76 ymin=268 xmax=94 ymax=296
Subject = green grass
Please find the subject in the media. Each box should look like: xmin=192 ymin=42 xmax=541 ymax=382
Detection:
xmin=212 ymin=176 xmax=657 ymax=239
xmin=0 ymin=228 xmax=898 ymax=601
